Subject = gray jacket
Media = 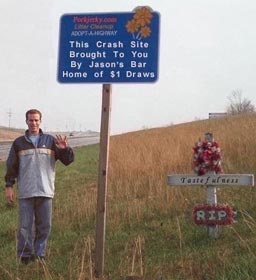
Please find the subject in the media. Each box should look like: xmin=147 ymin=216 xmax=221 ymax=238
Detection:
xmin=5 ymin=129 xmax=74 ymax=199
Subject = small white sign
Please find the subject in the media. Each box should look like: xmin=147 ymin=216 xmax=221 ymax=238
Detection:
xmin=209 ymin=112 xmax=227 ymax=119
xmin=167 ymin=174 xmax=254 ymax=187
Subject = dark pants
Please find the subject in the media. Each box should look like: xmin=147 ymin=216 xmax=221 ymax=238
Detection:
xmin=17 ymin=197 xmax=52 ymax=258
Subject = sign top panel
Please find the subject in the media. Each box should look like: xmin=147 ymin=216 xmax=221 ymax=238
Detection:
xmin=57 ymin=7 xmax=160 ymax=83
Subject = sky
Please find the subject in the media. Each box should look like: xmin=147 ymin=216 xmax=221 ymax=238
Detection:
xmin=1 ymin=0 xmax=256 ymax=134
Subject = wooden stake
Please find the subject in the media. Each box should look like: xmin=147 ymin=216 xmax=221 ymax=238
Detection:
xmin=95 ymin=84 xmax=112 ymax=278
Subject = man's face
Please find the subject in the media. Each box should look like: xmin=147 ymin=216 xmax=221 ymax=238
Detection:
xmin=26 ymin=113 xmax=41 ymax=135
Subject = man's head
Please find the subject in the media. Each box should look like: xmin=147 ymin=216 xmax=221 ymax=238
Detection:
xmin=25 ymin=109 xmax=42 ymax=135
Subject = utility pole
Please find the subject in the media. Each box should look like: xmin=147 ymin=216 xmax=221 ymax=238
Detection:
xmin=7 ymin=109 xmax=12 ymax=128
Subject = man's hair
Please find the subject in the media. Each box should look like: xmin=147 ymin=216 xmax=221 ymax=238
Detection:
xmin=25 ymin=109 xmax=42 ymax=120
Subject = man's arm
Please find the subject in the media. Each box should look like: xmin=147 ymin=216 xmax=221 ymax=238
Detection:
xmin=5 ymin=144 xmax=19 ymax=203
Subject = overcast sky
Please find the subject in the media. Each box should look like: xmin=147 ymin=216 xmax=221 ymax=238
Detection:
xmin=1 ymin=0 xmax=256 ymax=134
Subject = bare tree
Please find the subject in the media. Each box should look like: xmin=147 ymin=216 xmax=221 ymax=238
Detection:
xmin=226 ymin=89 xmax=255 ymax=115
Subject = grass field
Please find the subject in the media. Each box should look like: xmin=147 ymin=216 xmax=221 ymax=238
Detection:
xmin=0 ymin=114 xmax=256 ymax=279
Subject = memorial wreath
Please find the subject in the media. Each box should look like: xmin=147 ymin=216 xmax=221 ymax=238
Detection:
xmin=193 ymin=204 xmax=234 ymax=226
xmin=193 ymin=136 xmax=223 ymax=176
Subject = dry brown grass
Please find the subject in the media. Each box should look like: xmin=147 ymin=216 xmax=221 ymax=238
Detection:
xmin=107 ymin=114 xmax=256 ymax=226
xmin=1 ymin=114 xmax=256 ymax=279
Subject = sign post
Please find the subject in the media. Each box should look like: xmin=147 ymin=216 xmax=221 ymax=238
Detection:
xmin=95 ymin=84 xmax=112 ymax=277
xmin=57 ymin=6 xmax=160 ymax=278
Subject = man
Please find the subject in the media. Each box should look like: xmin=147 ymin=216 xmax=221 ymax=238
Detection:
xmin=5 ymin=109 xmax=74 ymax=264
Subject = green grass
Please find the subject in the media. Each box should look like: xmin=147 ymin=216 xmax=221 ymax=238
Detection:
xmin=1 ymin=132 xmax=256 ymax=279
xmin=0 ymin=144 xmax=99 ymax=280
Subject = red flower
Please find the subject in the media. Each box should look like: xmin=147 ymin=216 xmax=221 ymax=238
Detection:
xmin=193 ymin=140 xmax=223 ymax=175
xmin=193 ymin=204 xmax=234 ymax=226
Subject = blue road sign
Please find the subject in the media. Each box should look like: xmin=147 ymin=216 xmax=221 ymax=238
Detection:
xmin=57 ymin=8 xmax=160 ymax=83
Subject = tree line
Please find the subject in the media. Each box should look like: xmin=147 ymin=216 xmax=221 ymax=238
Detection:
xmin=227 ymin=89 xmax=255 ymax=115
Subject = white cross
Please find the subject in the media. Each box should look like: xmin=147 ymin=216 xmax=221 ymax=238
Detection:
xmin=167 ymin=173 xmax=254 ymax=238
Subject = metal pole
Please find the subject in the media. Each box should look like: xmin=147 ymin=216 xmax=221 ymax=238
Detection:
xmin=95 ymin=84 xmax=112 ymax=278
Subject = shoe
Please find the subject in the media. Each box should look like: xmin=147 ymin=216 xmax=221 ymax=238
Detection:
xmin=20 ymin=257 xmax=30 ymax=265
xmin=30 ymin=255 xmax=36 ymax=262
